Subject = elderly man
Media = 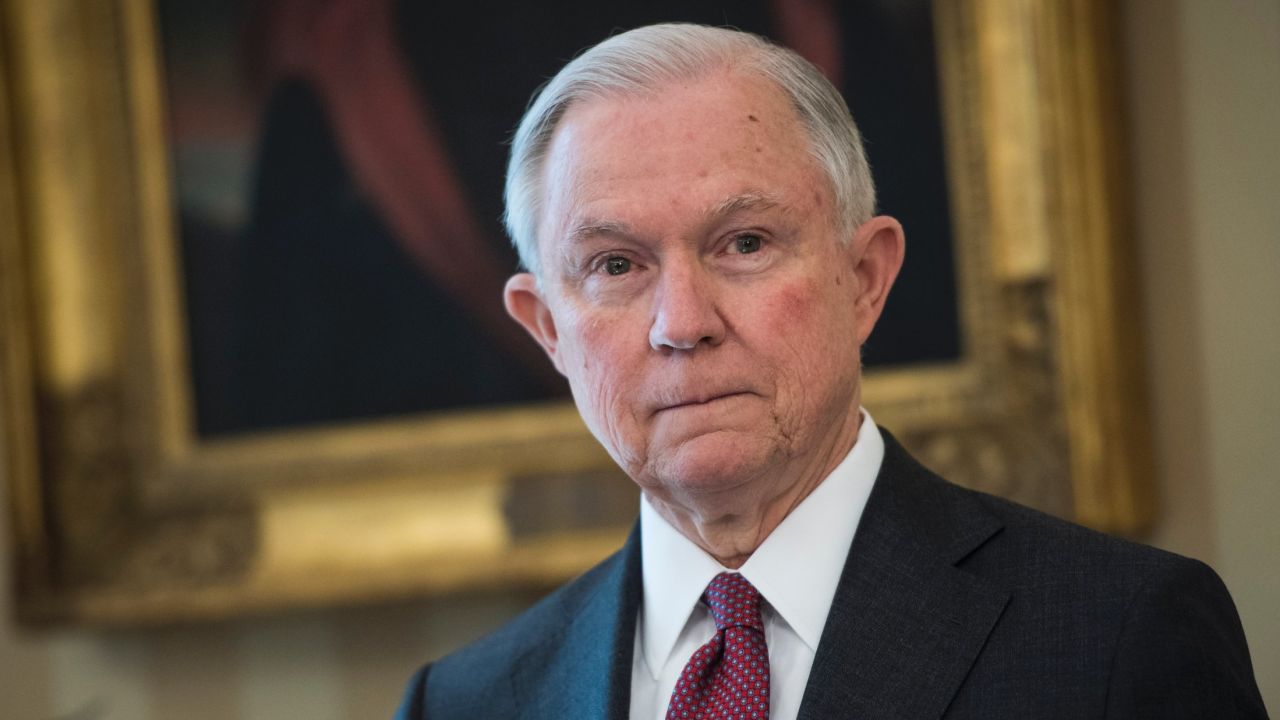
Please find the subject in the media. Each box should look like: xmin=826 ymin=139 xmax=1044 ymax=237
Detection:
xmin=397 ymin=24 xmax=1266 ymax=720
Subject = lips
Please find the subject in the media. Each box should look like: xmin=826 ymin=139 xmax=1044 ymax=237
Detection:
xmin=654 ymin=390 xmax=751 ymax=413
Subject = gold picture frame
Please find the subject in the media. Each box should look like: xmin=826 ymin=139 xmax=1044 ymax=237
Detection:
xmin=1 ymin=0 xmax=1152 ymax=626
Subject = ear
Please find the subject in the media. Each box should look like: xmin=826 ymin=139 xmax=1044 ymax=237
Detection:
xmin=504 ymin=273 xmax=567 ymax=375
xmin=847 ymin=215 xmax=906 ymax=345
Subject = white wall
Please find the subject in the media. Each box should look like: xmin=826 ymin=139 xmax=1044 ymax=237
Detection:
xmin=1126 ymin=0 xmax=1280 ymax=707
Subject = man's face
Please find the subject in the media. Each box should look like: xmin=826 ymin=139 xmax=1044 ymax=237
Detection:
xmin=507 ymin=70 xmax=901 ymax=508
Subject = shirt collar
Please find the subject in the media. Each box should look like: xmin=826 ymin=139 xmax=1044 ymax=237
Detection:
xmin=638 ymin=410 xmax=885 ymax=679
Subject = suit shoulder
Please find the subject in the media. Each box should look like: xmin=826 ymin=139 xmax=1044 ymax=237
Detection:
xmin=908 ymin=475 xmax=1264 ymax=714
xmin=880 ymin=435 xmax=1189 ymax=583
xmin=442 ymin=546 xmax=627 ymax=666
xmin=393 ymin=664 xmax=430 ymax=720
xmin=878 ymin=430 xmax=1185 ymax=579
xmin=406 ymin=542 xmax=634 ymax=718
xmin=972 ymin=481 xmax=1182 ymax=566
xmin=1103 ymin=546 xmax=1269 ymax=716
xmin=961 ymin=483 xmax=1188 ymax=575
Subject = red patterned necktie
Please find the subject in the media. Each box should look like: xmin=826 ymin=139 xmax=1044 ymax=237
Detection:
xmin=665 ymin=572 xmax=770 ymax=720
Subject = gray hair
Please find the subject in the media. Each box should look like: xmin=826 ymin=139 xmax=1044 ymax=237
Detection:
xmin=503 ymin=22 xmax=876 ymax=275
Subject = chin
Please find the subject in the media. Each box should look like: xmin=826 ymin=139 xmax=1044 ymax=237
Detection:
xmin=645 ymin=430 xmax=777 ymax=497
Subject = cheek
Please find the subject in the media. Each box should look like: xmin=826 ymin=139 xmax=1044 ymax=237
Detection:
xmin=755 ymin=277 xmax=859 ymax=401
xmin=568 ymin=313 xmax=621 ymax=381
xmin=559 ymin=314 xmax=644 ymax=439
xmin=560 ymin=318 xmax=610 ymax=401
xmin=749 ymin=280 xmax=823 ymax=395
xmin=773 ymin=281 xmax=817 ymax=321
xmin=757 ymin=278 xmax=826 ymax=350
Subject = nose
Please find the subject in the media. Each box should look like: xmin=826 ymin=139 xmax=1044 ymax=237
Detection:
xmin=648 ymin=264 xmax=726 ymax=352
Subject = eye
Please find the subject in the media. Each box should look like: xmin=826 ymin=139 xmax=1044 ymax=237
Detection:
xmin=604 ymin=256 xmax=631 ymax=275
xmin=733 ymin=233 xmax=764 ymax=254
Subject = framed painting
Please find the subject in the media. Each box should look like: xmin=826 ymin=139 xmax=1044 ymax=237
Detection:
xmin=0 ymin=0 xmax=1153 ymax=625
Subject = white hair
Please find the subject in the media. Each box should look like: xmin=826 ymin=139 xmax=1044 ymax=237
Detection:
xmin=503 ymin=22 xmax=876 ymax=275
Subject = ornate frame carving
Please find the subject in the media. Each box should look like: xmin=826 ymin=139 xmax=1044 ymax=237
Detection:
xmin=1 ymin=0 xmax=1152 ymax=625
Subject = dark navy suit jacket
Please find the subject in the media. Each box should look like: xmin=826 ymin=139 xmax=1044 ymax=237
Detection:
xmin=396 ymin=432 xmax=1268 ymax=719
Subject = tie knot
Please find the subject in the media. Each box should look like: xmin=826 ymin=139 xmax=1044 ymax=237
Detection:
xmin=703 ymin=572 xmax=764 ymax=632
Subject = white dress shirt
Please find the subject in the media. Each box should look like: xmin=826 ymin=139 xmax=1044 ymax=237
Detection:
xmin=630 ymin=411 xmax=885 ymax=720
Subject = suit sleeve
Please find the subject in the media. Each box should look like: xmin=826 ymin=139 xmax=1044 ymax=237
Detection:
xmin=1104 ymin=558 xmax=1269 ymax=719
xmin=394 ymin=664 xmax=431 ymax=720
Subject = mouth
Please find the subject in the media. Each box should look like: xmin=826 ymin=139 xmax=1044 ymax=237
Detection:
xmin=655 ymin=390 xmax=751 ymax=413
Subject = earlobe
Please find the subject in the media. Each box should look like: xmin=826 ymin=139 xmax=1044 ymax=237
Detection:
xmin=504 ymin=273 xmax=566 ymax=375
xmin=849 ymin=216 xmax=906 ymax=344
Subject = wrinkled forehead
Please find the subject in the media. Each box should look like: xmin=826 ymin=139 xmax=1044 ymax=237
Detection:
xmin=534 ymin=72 xmax=830 ymax=256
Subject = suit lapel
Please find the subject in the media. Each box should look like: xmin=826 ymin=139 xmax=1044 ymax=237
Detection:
xmin=508 ymin=433 xmax=1007 ymax=719
xmin=512 ymin=525 xmax=642 ymax=720
xmin=798 ymin=433 xmax=1010 ymax=720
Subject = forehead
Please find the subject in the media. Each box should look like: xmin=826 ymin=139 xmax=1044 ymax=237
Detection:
xmin=537 ymin=71 xmax=830 ymax=249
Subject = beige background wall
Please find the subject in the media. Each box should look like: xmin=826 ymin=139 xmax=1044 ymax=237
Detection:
xmin=1125 ymin=0 xmax=1279 ymax=706
xmin=3 ymin=1 xmax=1277 ymax=717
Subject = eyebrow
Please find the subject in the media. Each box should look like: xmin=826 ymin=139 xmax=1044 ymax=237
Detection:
xmin=565 ymin=220 xmax=633 ymax=246
xmin=562 ymin=192 xmax=785 ymax=247
xmin=704 ymin=192 xmax=783 ymax=219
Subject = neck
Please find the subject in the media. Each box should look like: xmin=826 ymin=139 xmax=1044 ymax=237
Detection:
xmin=646 ymin=410 xmax=863 ymax=568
